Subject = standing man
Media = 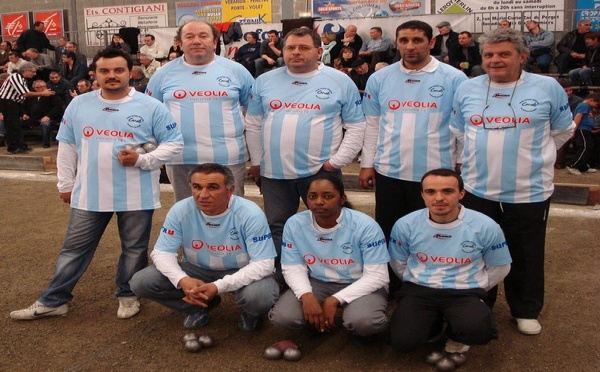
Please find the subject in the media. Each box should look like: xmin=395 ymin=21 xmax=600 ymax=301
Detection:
xmin=16 ymin=21 xmax=55 ymax=54
xmin=524 ymin=20 xmax=554 ymax=73
xmin=130 ymin=163 xmax=279 ymax=330
xmin=139 ymin=34 xmax=165 ymax=60
xmin=0 ymin=62 xmax=56 ymax=154
xmin=432 ymin=21 xmax=459 ymax=63
xmin=246 ymin=28 xmax=365 ymax=281
xmin=146 ymin=21 xmax=254 ymax=201
xmin=359 ymin=20 xmax=468 ymax=240
xmin=9 ymin=48 xmax=183 ymax=321
xmin=254 ymin=30 xmax=284 ymax=77
xmin=556 ymin=19 xmax=592 ymax=75
xmin=451 ymin=28 xmax=574 ymax=335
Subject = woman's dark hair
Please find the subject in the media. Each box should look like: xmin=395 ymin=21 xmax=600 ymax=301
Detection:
xmin=308 ymin=174 xmax=353 ymax=209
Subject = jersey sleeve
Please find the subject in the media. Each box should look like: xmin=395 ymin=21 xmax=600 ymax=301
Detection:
xmin=246 ymin=77 xmax=265 ymax=116
xmin=146 ymin=69 xmax=165 ymax=102
xmin=549 ymin=79 xmax=575 ymax=131
xmin=388 ymin=218 xmax=411 ymax=262
xmin=362 ymin=74 xmax=380 ymax=117
xmin=358 ymin=218 xmax=390 ymax=265
xmin=340 ymin=77 xmax=366 ymax=125
xmin=154 ymin=205 xmax=185 ymax=254
xmin=240 ymin=203 xmax=277 ymax=261
xmin=450 ymin=84 xmax=467 ymax=135
xmin=56 ymin=101 xmax=77 ymax=145
xmin=150 ymin=100 xmax=183 ymax=144
xmin=281 ymin=218 xmax=305 ymax=265
xmin=237 ymin=65 xmax=254 ymax=108
xmin=481 ymin=221 xmax=512 ymax=266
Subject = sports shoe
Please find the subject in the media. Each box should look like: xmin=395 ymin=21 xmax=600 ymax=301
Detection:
xmin=117 ymin=297 xmax=140 ymax=319
xmin=237 ymin=312 xmax=264 ymax=332
xmin=566 ymin=167 xmax=582 ymax=175
xmin=10 ymin=301 xmax=68 ymax=320
xmin=516 ymin=318 xmax=541 ymax=335
xmin=183 ymin=295 xmax=222 ymax=329
xmin=585 ymin=168 xmax=598 ymax=173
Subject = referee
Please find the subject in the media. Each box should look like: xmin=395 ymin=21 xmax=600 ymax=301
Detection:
xmin=0 ymin=62 xmax=55 ymax=154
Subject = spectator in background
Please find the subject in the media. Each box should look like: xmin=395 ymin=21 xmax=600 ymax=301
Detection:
xmin=359 ymin=27 xmax=392 ymax=66
xmin=349 ymin=58 xmax=372 ymax=95
xmin=139 ymin=53 xmax=161 ymax=79
xmin=524 ymin=20 xmax=554 ymax=73
xmin=91 ymin=80 xmax=100 ymax=90
xmin=60 ymin=51 xmax=88 ymax=86
xmin=498 ymin=20 xmax=512 ymax=29
xmin=374 ymin=62 xmax=389 ymax=71
xmin=432 ymin=21 xmax=459 ymax=63
xmin=233 ymin=31 xmax=261 ymax=77
xmin=47 ymin=70 xmax=74 ymax=108
xmin=74 ymin=79 xmax=91 ymax=95
xmin=448 ymin=31 xmax=483 ymax=77
xmin=336 ymin=25 xmax=363 ymax=57
xmin=0 ymin=41 xmax=12 ymax=72
xmin=556 ymin=19 xmax=592 ymax=75
xmin=554 ymin=78 xmax=583 ymax=169
xmin=333 ymin=46 xmax=357 ymax=74
xmin=54 ymin=37 xmax=68 ymax=71
xmin=0 ymin=72 xmax=8 ymax=147
xmin=321 ymin=31 xmax=338 ymax=66
xmin=139 ymin=34 xmax=165 ymax=60
xmin=255 ymin=30 xmax=284 ymax=78
xmin=109 ymin=34 xmax=131 ymax=54
xmin=568 ymin=32 xmax=600 ymax=87
xmin=129 ymin=66 xmax=149 ymax=93
xmin=566 ymin=93 xmax=600 ymax=175
xmin=7 ymin=52 xmax=26 ymax=73
xmin=66 ymin=42 xmax=87 ymax=66
xmin=168 ymin=51 xmax=181 ymax=61
xmin=26 ymin=48 xmax=54 ymax=80
xmin=16 ymin=21 xmax=55 ymax=54
xmin=21 ymin=79 xmax=64 ymax=148
xmin=168 ymin=36 xmax=183 ymax=56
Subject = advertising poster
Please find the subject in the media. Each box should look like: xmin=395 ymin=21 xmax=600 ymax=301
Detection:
xmin=577 ymin=0 xmax=600 ymax=30
xmin=1 ymin=12 xmax=29 ymax=40
xmin=313 ymin=0 xmax=429 ymax=19
xmin=33 ymin=10 xmax=64 ymax=38
xmin=221 ymin=0 xmax=272 ymax=24
xmin=175 ymin=1 xmax=222 ymax=25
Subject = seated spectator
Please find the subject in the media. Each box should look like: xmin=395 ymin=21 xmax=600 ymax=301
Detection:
xmin=321 ymin=31 xmax=338 ymax=66
xmin=168 ymin=51 xmax=181 ymax=61
xmin=47 ymin=70 xmax=74 ymax=107
xmin=336 ymin=24 xmax=363 ymax=57
xmin=566 ymin=93 xmax=600 ymax=175
xmin=233 ymin=32 xmax=261 ymax=77
xmin=374 ymin=62 xmax=389 ymax=71
xmin=130 ymin=163 xmax=279 ymax=331
xmin=254 ymin=30 xmax=284 ymax=78
xmin=108 ymin=34 xmax=131 ymax=54
xmin=7 ymin=51 xmax=26 ymax=73
xmin=21 ymin=79 xmax=64 ymax=148
xmin=349 ymin=58 xmax=372 ymax=95
xmin=75 ymin=79 xmax=91 ymax=95
xmin=26 ymin=48 xmax=54 ymax=80
xmin=448 ymin=31 xmax=483 ymax=77
xmin=66 ymin=42 xmax=87 ymax=66
xmin=139 ymin=34 xmax=165 ymax=60
xmin=129 ymin=66 xmax=149 ymax=93
xmin=555 ymin=78 xmax=583 ymax=169
xmin=556 ymin=19 xmax=592 ymax=75
xmin=388 ymin=169 xmax=511 ymax=370
xmin=333 ymin=46 xmax=356 ymax=74
xmin=359 ymin=27 xmax=392 ymax=65
xmin=269 ymin=175 xmax=389 ymax=341
xmin=91 ymin=80 xmax=100 ymax=90
xmin=0 ymin=41 xmax=12 ymax=72
xmin=568 ymin=32 xmax=600 ymax=87
xmin=139 ymin=53 xmax=161 ymax=78
xmin=524 ymin=20 xmax=554 ymax=73
xmin=432 ymin=21 xmax=459 ymax=63
xmin=54 ymin=37 xmax=68 ymax=71
xmin=498 ymin=20 xmax=512 ymax=29
xmin=168 ymin=36 xmax=183 ymax=56
xmin=60 ymin=51 xmax=88 ymax=86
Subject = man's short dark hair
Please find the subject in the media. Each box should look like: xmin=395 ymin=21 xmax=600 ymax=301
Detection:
xmin=267 ymin=29 xmax=279 ymax=37
xmin=176 ymin=21 xmax=219 ymax=43
xmin=246 ymin=31 xmax=259 ymax=40
xmin=188 ymin=163 xmax=235 ymax=189
xmin=64 ymin=51 xmax=76 ymax=60
xmin=33 ymin=21 xmax=44 ymax=28
xmin=8 ymin=51 xmax=20 ymax=58
xmin=282 ymin=28 xmax=321 ymax=48
xmin=92 ymin=48 xmax=134 ymax=71
xmin=459 ymin=31 xmax=473 ymax=38
xmin=420 ymin=168 xmax=464 ymax=192
xmin=144 ymin=34 xmax=155 ymax=40
xmin=396 ymin=20 xmax=433 ymax=41
xmin=370 ymin=27 xmax=383 ymax=34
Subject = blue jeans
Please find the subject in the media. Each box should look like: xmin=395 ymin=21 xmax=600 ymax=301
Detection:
xmin=568 ymin=67 xmax=593 ymax=86
xmin=130 ymin=262 xmax=279 ymax=316
xmin=39 ymin=208 xmax=153 ymax=307
xmin=526 ymin=53 xmax=552 ymax=73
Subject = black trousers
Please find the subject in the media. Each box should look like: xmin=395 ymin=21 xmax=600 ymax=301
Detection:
xmin=462 ymin=192 xmax=550 ymax=319
xmin=374 ymin=173 xmax=424 ymax=239
xmin=0 ymin=98 xmax=27 ymax=152
xmin=389 ymin=282 xmax=496 ymax=352
xmin=568 ymin=129 xmax=594 ymax=172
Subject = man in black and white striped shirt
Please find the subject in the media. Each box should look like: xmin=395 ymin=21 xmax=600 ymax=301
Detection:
xmin=0 ymin=62 xmax=56 ymax=154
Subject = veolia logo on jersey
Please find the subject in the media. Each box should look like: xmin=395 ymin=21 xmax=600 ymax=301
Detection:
xmin=416 ymin=252 xmax=472 ymax=264
xmin=469 ymin=114 xmax=531 ymax=126
xmin=270 ymin=100 xmax=283 ymax=109
xmin=83 ymin=126 xmax=95 ymax=137
xmin=173 ymin=89 xmax=230 ymax=99
xmin=388 ymin=100 xmax=438 ymax=110
xmin=303 ymin=254 xmax=317 ymax=265
xmin=269 ymin=99 xmax=321 ymax=110
xmin=83 ymin=126 xmax=134 ymax=139
xmin=173 ymin=89 xmax=187 ymax=99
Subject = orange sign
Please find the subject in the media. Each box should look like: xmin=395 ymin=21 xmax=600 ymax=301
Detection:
xmin=1 ymin=12 xmax=28 ymax=40
xmin=33 ymin=11 xmax=64 ymax=38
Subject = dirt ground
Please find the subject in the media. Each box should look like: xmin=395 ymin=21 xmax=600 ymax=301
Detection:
xmin=0 ymin=174 xmax=599 ymax=372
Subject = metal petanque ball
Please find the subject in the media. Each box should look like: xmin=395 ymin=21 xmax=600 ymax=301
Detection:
xmin=181 ymin=333 xmax=197 ymax=344
xmin=425 ymin=350 xmax=445 ymax=365
xmin=436 ymin=357 xmax=456 ymax=372
xmin=142 ymin=142 xmax=157 ymax=153
xmin=198 ymin=334 xmax=214 ymax=348
xmin=184 ymin=339 xmax=202 ymax=353
xmin=448 ymin=352 xmax=467 ymax=367
xmin=134 ymin=146 xmax=146 ymax=154
xmin=283 ymin=347 xmax=302 ymax=361
xmin=263 ymin=346 xmax=282 ymax=360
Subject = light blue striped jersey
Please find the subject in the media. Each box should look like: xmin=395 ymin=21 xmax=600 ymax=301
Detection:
xmin=247 ymin=65 xmax=364 ymax=179
xmin=451 ymin=72 xmax=573 ymax=203
xmin=56 ymin=89 xmax=182 ymax=212
xmin=281 ymin=208 xmax=389 ymax=284
xmin=389 ymin=207 xmax=511 ymax=290
xmin=363 ymin=61 xmax=467 ymax=181
xmin=155 ymin=196 xmax=276 ymax=270
xmin=146 ymin=56 xmax=253 ymax=166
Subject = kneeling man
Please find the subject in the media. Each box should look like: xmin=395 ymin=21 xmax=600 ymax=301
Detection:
xmin=131 ymin=163 xmax=279 ymax=331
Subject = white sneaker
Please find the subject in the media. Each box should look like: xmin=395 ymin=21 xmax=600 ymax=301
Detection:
xmin=10 ymin=301 xmax=68 ymax=320
xmin=566 ymin=167 xmax=582 ymax=175
xmin=117 ymin=297 xmax=140 ymax=319
xmin=586 ymin=168 xmax=598 ymax=173
xmin=516 ymin=318 xmax=541 ymax=335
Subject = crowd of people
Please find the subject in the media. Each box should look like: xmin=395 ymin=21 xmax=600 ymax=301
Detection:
xmin=1 ymin=16 xmax=595 ymax=370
